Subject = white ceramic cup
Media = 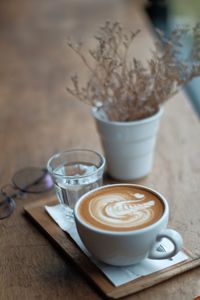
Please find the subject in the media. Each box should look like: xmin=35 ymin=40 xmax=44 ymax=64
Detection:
xmin=92 ymin=107 xmax=163 ymax=181
xmin=74 ymin=184 xmax=183 ymax=266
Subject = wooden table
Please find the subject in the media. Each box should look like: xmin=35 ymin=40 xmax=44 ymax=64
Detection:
xmin=0 ymin=1 xmax=200 ymax=299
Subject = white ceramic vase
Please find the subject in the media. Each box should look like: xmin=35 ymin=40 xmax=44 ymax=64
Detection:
xmin=92 ymin=107 xmax=163 ymax=181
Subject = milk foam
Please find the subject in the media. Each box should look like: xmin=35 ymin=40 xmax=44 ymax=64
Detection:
xmin=89 ymin=192 xmax=156 ymax=228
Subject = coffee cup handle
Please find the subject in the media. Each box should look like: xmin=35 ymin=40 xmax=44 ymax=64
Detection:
xmin=148 ymin=229 xmax=183 ymax=260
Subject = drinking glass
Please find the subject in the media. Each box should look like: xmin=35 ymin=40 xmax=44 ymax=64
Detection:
xmin=47 ymin=149 xmax=105 ymax=211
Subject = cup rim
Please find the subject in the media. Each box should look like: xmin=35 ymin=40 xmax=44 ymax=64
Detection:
xmin=47 ymin=149 xmax=106 ymax=180
xmin=92 ymin=106 xmax=164 ymax=126
xmin=74 ymin=183 xmax=169 ymax=235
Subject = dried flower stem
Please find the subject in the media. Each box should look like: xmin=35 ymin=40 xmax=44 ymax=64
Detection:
xmin=67 ymin=21 xmax=200 ymax=121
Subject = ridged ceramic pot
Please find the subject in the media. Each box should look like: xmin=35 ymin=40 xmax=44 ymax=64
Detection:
xmin=92 ymin=107 xmax=163 ymax=181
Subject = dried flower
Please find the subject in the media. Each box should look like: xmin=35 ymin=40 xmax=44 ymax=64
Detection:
xmin=67 ymin=21 xmax=200 ymax=121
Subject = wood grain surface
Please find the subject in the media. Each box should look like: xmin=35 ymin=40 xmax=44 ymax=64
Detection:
xmin=0 ymin=0 xmax=200 ymax=299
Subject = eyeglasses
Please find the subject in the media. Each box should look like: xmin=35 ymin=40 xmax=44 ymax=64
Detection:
xmin=0 ymin=167 xmax=53 ymax=220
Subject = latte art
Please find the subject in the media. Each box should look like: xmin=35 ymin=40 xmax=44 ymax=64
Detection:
xmin=89 ymin=194 xmax=156 ymax=228
xmin=78 ymin=186 xmax=164 ymax=232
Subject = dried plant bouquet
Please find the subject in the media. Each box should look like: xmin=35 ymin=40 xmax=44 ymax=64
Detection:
xmin=67 ymin=21 xmax=200 ymax=122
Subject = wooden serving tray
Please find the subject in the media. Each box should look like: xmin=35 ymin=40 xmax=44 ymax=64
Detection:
xmin=24 ymin=197 xmax=200 ymax=299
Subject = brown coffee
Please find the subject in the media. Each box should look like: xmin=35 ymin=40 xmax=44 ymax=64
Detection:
xmin=78 ymin=185 xmax=164 ymax=232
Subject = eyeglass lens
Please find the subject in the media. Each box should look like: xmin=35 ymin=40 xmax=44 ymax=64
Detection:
xmin=0 ymin=193 xmax=16 ymax=220
xmin=0 ymin=167 xmax=53 ymax=220
xmin=12 ymin=167 xmax=53 ymax=193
